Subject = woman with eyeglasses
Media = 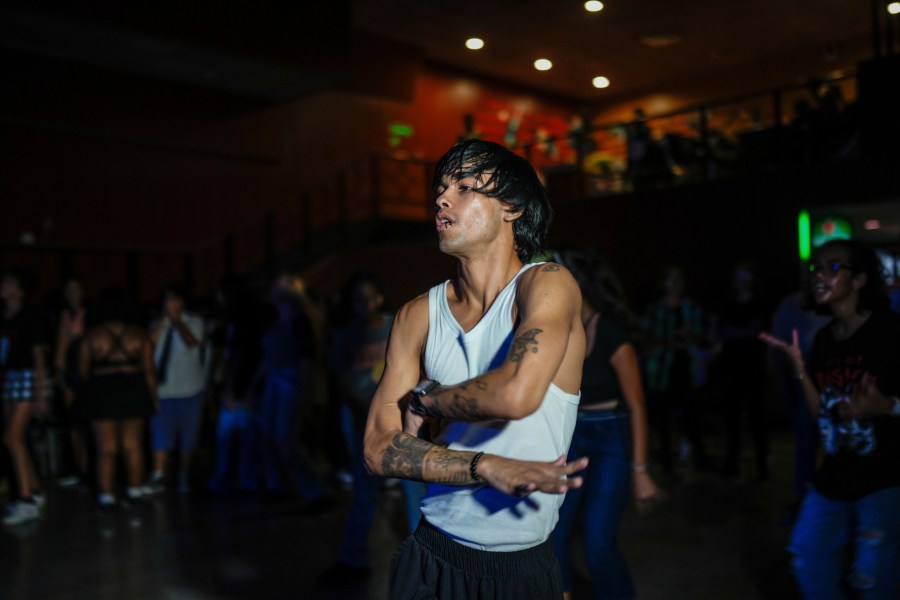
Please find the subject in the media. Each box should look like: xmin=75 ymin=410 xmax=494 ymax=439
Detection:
xmin=760 ymin=239 xmax=900 ymax=599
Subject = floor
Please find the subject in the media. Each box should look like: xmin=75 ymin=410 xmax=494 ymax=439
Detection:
xmin=1 ymin=425 xmax=803 ymax=600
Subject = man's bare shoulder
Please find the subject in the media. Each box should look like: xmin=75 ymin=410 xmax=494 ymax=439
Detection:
xmin=519 ymin=262 xmax=580 ymax=300
xmin=391 ymin=290 xmax=430 ymax=343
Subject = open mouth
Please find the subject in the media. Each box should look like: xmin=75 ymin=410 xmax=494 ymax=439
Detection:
xmin=436 ymin=214 xmax=453 ymax=230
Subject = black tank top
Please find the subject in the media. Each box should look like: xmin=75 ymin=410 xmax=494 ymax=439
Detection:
xmin=91 ymin=326 xmax=142 ymax=372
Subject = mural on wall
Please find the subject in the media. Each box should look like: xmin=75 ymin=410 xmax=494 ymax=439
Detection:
xmin=469 ymin=97 xmax=577 ymax=168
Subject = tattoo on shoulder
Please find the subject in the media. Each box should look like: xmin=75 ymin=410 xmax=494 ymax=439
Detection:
xmin=541 ymin=264 xmax=560 ymax=272
xmin=509 ymin=328 xmax=543 ymax=363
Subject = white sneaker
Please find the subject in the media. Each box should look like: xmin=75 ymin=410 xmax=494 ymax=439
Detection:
xmin=144 ymin=473 xmax=165 ymax=494
xmin=3 ymin=501 xmax=40 ymax=526
xmin=32 ymin=493 xmax=45 ymax=509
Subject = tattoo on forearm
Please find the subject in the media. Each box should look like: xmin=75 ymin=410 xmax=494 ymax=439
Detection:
xmin=429 ymin=452 xmax=473 ymax=484
xmin=541 ymin=264 xmax=560 ymax=272
xmin=430 ymin=389 xmax=491 ymax=421
xmin=421 ymin=380 xmax=491 ymax=421
xmin=509 ymin=329 xmax=542 ymax=363
xmin=381 ymin=432 xmax=474 ymax=484
xmin=381 ymin=433 xmax=430 ymax=479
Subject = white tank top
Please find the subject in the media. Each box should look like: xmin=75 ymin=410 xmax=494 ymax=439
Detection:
xmin=419 ymin=263 xmax=581 ymax=551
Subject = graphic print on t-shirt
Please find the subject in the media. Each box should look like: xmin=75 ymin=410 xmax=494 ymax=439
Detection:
xmin=816 ymin=354 xmax=876 ymax=456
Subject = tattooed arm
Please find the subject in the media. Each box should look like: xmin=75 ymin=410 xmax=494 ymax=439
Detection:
xmin=411 ymin=263 xmax=584 ymax=422
xmin=363 ymin=290 xmax=587 ymax=493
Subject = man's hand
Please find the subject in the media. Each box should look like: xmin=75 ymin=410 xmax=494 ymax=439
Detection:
xmin=403 ymin=394 xmax=428 ymax=437
xmin=475 ymin=454 xmax=588 ymax=497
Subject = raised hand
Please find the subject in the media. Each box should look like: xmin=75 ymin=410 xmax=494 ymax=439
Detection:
xmin=759 ymin=328 xmax=805 ymax=375
xmin=476 ymin=454 xmax=588 ymax=497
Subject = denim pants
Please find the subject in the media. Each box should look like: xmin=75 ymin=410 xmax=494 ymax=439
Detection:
xmin=259 ymin=370 xmax=324 ymax=500
xmin=789 ymin=485 xmax=900 ymax=599
xmin=208 ymin=403 xmax=259 ymax=490
xmin=552 ymin=409 xmax=635 ymax=599
xmin=339 ymin=404 xmax=380 ymax=567
xmin=338 ymin=404 xmax=429 ymax=566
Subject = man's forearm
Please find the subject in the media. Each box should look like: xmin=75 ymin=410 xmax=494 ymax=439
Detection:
xmin=417 ymin=328 xmax=544 ymax=422
xmin=380 ymin=432 xmax=475 ymax=484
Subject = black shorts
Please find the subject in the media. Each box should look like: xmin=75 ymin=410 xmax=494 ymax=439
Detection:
xmin=389 ymin=519 xmax=563 ymax=600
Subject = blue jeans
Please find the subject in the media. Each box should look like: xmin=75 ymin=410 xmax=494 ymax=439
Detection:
xmin=339 ymin=404 xmax=380 ymax=567
xmin=259 ymin=369 xmax=324 ymax=500
xmin=208 ymin=403 xmax=259 ymax=491
xmin=789 ymin=485 xmax=900 ymax=599
xmin=552 ymin=409 xmax=635 ymax=599
xmin=338 ymin=405 xmax=429 ymax=566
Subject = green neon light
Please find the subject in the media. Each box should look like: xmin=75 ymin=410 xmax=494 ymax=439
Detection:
xmin=798 ymin=210 xmax=811 ymax=261
xmin=389 ymin=123 xmax=414 ymax=137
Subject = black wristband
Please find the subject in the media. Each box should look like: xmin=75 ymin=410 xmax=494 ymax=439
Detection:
xmin=408 ymin=390 xmax=432 ymax=417
xmin=470 ymin=451 xmax=485 ymax=482
xmin=409 ymin=379 xmax=440 ymax=417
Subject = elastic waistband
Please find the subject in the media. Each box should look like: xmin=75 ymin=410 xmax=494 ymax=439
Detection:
xmin=414 ymin=519 xmax=555 ymax=577
xmin=577 ymin=407 xmax=628 ymax=421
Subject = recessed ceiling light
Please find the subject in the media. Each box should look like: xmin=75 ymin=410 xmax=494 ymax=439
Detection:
xmin=592 ymin=76 xmax=610 ymax=88
xmin=864 ymin=219 xmax=882 ymax=230
xmin=889 ymin=2 xmax=900 ymax=14
xmin=639 ymin=33 xmax=682 ymax=48
xmin=534 ymin=58 xmax=553 ymax=71
xmin=584 ymin=1 xmax=604 ymax=12
xmin=465 ymin=38 xmax=485 ymax=50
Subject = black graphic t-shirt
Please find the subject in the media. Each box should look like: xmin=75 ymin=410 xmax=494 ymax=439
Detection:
xmin=581 ymin=317 xmax=628 ymax=405
xmin=0 ymin=309 xmax=45 ymax=371
xmin=810 ymin=310 xmax=900 ymax=500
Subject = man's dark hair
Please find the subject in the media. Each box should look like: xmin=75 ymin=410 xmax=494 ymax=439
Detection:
xmin=161 ymin=283 xmax=190 ymax=305
xmin=433 ymin=139 xmax=552 ymax=262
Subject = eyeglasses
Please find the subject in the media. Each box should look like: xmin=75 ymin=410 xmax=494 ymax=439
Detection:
xmin=808 ymin=261 xmax=852 ymax=276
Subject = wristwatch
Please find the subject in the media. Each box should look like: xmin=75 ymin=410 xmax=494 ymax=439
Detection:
xmin=409 ymin=379 xmax=441 ymax=417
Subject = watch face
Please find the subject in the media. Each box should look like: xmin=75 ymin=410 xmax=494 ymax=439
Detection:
xmin=415 ymin=380 xmax=437 ymax=395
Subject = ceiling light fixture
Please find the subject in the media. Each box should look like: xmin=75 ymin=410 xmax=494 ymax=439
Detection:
xmin=864 ymin=219 xmax=882 ymax=230
xmin=584 ymin=1 xmax=604 ymax=12
xmin=534 ymin=58 xmax=553 ymax=71
xmin=465 ymin=38 xmax=485 ymax=50
xmin=889 ymin=2 xmax=900 ymax=14
xmin=639 ymin=33 xmax=682 ymax=48
xmin=592 ymin=76 xmax=610 ymax=88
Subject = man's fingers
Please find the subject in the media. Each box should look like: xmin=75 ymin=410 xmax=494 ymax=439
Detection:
xmin=564 ymin=457 xmax=588 ymax=474
xmin=564 ymin=475 xmax=583 ymax=490
xmin=514 ymin=483 xmax=536 ymax=497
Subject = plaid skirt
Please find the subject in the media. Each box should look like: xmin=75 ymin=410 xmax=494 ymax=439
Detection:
xmin=2 ymin=369 xmax=36 ymax=404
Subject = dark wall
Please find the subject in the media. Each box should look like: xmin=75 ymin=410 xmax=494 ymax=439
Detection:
xmin=550 ymin=159 xmax=900 ymax=313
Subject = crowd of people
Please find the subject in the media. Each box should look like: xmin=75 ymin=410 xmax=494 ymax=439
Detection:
xmin=2 ymin=139 xmax=898 ymax=599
